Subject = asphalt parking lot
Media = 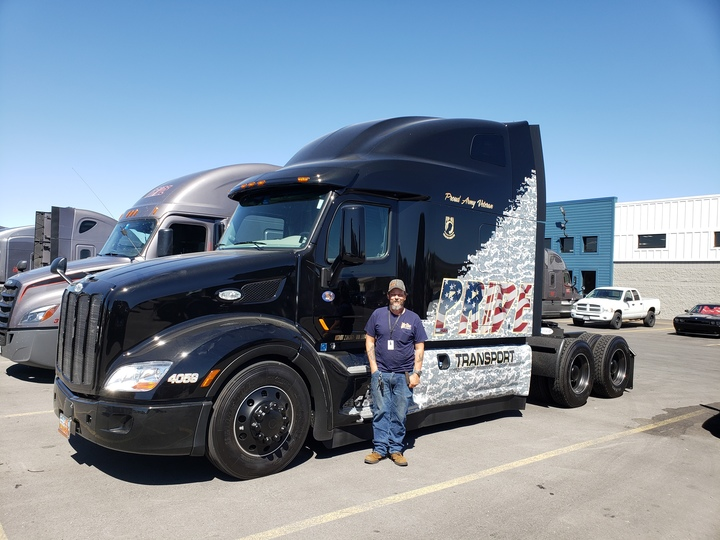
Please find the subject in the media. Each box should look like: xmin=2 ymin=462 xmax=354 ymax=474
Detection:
xmin=1 ymin=319 xmax=718 ymax=540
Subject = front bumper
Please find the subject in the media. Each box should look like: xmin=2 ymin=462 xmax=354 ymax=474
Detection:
xmin=571 ymin=310 xmax=612 ymax=323
xmin=53 ymin=377 xmax=212 ymax=456
xmin=0 ymin=328 xmax=58 ymax=369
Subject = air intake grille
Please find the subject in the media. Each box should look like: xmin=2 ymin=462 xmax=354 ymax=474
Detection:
xmin=57 ymin=291 xmax=103 ymax=387
xmin=240 ymin=278 xmax=283 ymax=303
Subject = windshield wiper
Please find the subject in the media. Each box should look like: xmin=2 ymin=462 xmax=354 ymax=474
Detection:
xmin=224 ymin=241 xmax=267 ymax=250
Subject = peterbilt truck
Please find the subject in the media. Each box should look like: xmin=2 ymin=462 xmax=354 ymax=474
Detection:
xmin=52 ymin=117 xmax=634 ymax=480
xmin=0 ymin=164 xmax=279 ymax=368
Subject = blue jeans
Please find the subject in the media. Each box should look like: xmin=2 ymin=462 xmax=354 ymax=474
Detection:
xmin=370 ymin=371 xmax=413 ymax=455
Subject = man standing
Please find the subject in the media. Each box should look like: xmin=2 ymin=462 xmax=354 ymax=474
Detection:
xmin=364 ymin=279 xmax=428 ymax=466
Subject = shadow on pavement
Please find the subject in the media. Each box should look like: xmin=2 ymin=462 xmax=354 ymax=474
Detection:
xmin=5 ymin=363 xmax=54 ymax=384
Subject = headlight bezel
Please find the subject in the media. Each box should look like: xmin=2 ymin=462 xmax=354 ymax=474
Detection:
xmin=104 ymin=361 xmax=173 ymax=392
xmin=19 ymin=304 xmax=60 ymax=325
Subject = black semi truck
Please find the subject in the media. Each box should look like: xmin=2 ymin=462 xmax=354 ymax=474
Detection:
xmin=52 ymin=117 xmax=634 ymax=479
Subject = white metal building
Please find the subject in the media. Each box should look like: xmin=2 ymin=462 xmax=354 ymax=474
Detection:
xmin=613 ymin=194 xmax=720 ymax=319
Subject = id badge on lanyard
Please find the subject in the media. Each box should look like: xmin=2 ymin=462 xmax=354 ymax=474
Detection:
xmin=387 ymin=310 xmax=402 ymax=352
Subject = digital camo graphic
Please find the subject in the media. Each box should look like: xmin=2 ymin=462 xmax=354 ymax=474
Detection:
xmin=426 ymin=172 xmax=537 ymax=340
xmin=345 ymin=172 xmax=538 ymax=419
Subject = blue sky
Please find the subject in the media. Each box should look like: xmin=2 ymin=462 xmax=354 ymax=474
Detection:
xmin=1 ymin=0 xmax=718 ymax=228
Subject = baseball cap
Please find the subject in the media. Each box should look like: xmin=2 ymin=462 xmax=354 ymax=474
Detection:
xmin=388 ymin=279 xmax=407 ymax=293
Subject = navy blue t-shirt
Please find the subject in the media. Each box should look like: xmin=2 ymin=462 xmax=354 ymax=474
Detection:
xmin=364 ymin=307 xmax=428 ymax=373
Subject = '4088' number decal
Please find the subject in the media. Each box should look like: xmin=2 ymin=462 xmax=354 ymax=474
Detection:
xmin=167 ymin=373 xmax=199 ymax=384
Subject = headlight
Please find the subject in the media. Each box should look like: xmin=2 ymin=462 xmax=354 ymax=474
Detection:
xmin=105 ymin=361 xmax=173 ymax=392
xmin=20 ymin=304 xmax=59 ymax=324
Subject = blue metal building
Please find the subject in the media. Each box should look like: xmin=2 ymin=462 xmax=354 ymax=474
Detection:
xmin=545 ymin=197 xmax=616 ymax=294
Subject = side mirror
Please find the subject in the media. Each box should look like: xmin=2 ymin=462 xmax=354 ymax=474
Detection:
xmin=156 ymin=228 xmax=174 ymax=257
xmin=339 ymin=206 xmax=365 ymax=265
xmin=213 ymin=221 xmax=226 ymax=248
xmin=322 ymin=206 xmax=366 ymax=287
xmin=15 ymin=260 xmax=28 ymax=273
xmin=50 ymin=257 xmax=72 ymax=285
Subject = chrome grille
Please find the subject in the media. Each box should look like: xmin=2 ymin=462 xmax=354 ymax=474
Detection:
xmin=0 ymin=279 xmax=19 ymax=345
xmin=574 ymin=303 xmax=601 ymax=314
xmin=57 ymin=291 xmax=103 ymax=387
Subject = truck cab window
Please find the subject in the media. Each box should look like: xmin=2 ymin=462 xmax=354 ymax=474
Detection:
xmin=78 ymin=220 xmax=98 ymax=234
xmin=326 ymin=204 xmax=389 ymax=262
xmin=169 ymin=223 xmax=207 ymax=254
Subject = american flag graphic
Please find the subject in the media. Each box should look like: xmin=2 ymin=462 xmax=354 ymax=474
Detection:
xmin=512 ymin=284 xmax=533 ymax=333
xmin=434 ymin=279 xmax=463 ymax=334
xmin=458 ymin=281 xmax=483 ymax=334
xmin=480 ymin=282 xmax=500 ymax=334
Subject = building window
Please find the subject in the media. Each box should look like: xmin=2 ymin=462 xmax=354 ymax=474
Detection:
xmin=560 ymin=237 xmax=574 ymax=253
xmin=638 ymin=234 xmax=666 ymax=249
xmin=583 ymin=236 xmax=598 ymax=253
xmin=544 ymin=238 xmax=551 ymax=249
xmin=715 ymin=231 xmax=720 ymax=248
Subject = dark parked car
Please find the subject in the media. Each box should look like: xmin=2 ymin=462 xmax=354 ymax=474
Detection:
xmin=673 ymin=303 xmax=720 ymax=337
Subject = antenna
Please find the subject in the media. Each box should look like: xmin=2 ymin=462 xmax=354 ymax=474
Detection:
xmin=72 ymin=168 xmax=116 ymax=219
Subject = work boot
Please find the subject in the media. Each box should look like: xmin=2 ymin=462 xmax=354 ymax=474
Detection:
xmin=389 ymin=452 xmax=408 ymax=466
xmin=364 ymin=451 xmax=384 ymax=464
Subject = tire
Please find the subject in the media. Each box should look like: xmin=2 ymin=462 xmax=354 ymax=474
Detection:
xmin=572 ymin=318 xmax=585 ymax=327
xmin=577 ymin=332 xmax=601 ymax=351
xmin=207 ymin=361 xmax=311 ymax=480
xmin=643 ymin=310 xmax=656 ymax=327
xmin=591 ymin=335 xmax=631 ymax=398
xmin=530 ymin=375 xmax=554 ymax=404
xmin=610 ymin=311 xmax=622 ymax=329
xmin=550 ymin=338 xmax=594 ymax=408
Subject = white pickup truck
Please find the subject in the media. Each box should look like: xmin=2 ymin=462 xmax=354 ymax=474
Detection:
xmin=571 ymin=286 xmax=661 ymax=329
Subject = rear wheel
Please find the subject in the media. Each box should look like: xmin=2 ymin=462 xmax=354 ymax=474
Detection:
xmin=643 ymin=310 xmax=656 ymax=327
xmin=592 ymin=335 xmax=631 ymax=398
xmin=610 ymin=311 xmax=622 ymax=329
xmin=577 ymin=332 xmax=601 ymax=350
xmin=550 ymin=338 xmax=594 ymax=408
xmin=207 ymin=361 xmax=311 ymax=480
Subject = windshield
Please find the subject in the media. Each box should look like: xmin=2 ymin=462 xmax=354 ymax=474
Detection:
xmin=217 ymin=189 xmax=330 ymax=250
xmin=584 ymin=288 xmax=622 ymax=300
xmin=99 ymin=219 xmax=157 ymax=257
xmin=691 ymin=304 xmax=720 ymax=315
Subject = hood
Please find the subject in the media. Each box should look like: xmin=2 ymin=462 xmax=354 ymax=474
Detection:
xmin=80 ymin=249 xmax=298 ymax=305
xmin=4 ymin=254 xmax=133 ymax=289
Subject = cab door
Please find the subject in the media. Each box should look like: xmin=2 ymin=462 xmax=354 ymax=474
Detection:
xmin=300 ymin=197 xmax=397 ymax=352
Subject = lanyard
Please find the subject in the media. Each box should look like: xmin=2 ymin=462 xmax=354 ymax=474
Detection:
xmin=387 ymin=308 xmax=404 ymax=338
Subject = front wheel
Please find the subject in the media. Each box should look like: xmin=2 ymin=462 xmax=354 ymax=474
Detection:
xmin=207 ymin=361 xmax=311 ymax=480
xmin=572 ymin=318 xmax=585 ymax=327
xmin=550 ymin=338 xmax=594 ymax=408
xmin=610 ymin=311 xmax=622 ymax=329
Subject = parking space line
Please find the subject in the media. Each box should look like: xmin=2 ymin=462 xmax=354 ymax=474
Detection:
xmin=2 ymin=410 xmax=53 ymax=419
xmin=238 ymin=409 xmax=707 ymax=540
